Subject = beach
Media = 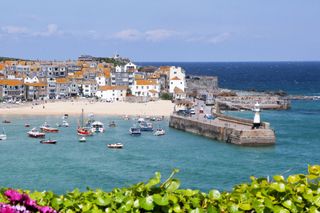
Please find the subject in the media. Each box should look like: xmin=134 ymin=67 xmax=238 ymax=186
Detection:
xmin=0 ymin=100 xmax=175 ymax=116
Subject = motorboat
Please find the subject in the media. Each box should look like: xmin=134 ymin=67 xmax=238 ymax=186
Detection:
xmin=154 ymin=128 xmax=166 ymax=136
xmin=139 ymin=121 xmax=153 ymax=131
xmin=61 ymin=120 xmax=69 ymax=127
xmin=25 ymin=123 xmax=30 ymax=127
xmin=40 ymin=122 xmax=59 ymax=133
xmin=137 ymin=118 xmax=145 ymax=123
xmin=91 ymin=121 xmax=105 ymax=133
xmin=109 ymin=121 xmax=116 ymax=127
xmin=129 ymin=127 xmax=141 ymax=136
xmin=107 ymin=143 xmax=123 ymax=149
xmin=0 ymin=128 xmax=7 ymax=140
xmin=79 ymin=137 xmax=86 ymax=142
xmin=28 ymin=128 xmax=45 ymax=138
xmin=2 ymin=120 xmax=11 ymax=124
xmin=40 ymin=139 xmax=57 ymax=144
xmin=123 ymin=115 xmax=130 ymax=120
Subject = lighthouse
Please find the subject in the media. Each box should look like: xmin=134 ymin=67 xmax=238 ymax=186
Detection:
xmin=252 ymin=102 xmax=261 ymax=129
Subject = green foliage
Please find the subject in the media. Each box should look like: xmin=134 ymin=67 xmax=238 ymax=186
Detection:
xmin=1 ymin=165 xmax=319 ymax=212
xmin=94 ymin=57 xmax=128 ymax=67
xmin=160 ymin=92 xmax=173 ymax=100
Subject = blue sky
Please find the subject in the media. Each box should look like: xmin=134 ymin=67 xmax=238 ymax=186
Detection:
xmin=0 ymin=0 xmax=319 ymax=61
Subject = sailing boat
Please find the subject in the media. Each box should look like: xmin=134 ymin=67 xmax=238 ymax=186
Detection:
xmin=0 ymin=128 xmax=7 ymax=140
xmin=77 ymin=109 xmax=93 ymax=136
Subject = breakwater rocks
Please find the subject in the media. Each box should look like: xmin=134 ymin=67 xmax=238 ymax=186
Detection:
xmin=169 ymin=114 xmax=275 ymax=146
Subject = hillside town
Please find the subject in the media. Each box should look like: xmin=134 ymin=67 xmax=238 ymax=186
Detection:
xmin=0 ymin=55 xmax=192 ymax=103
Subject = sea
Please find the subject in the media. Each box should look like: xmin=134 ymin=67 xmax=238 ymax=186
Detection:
xmin=1 ymin=62 xmax=320 ymax=194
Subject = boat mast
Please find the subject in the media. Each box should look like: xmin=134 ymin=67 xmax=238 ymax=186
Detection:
xmin=81 ymin=109 xmax=84 ymax=128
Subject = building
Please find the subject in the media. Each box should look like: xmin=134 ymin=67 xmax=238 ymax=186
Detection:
xmin=0 ymin=79 xmax=25 ymax=101
xmin=169 ymin=66 xmax=186 ymax=94
xmin=131 ymin=79 xmax=160 ymax=99
xmin=24 ymin=82 xmax=47 ymax=100
xmin=56 ymin=78 xmax=70 ymax=98
xmin=111 ymin=66 xmax=134 ymax=87
xmin=96 ymin=85 xmax=127 ymax=101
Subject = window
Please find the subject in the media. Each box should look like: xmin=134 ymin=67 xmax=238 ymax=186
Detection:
xmin=142 ymin=86 xmax=144 ymax=89
xmin=147 ymin=86 xmax=149 ymax=89
xmin=180 ymin=82 xmax=182 ymax=84
xmin=171 ymin=82 xmax=173 ymax=84
xmin=136 ymin=86 xmax=138 ymax=89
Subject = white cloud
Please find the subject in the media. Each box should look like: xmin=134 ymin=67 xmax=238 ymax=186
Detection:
xmin=145 ymin=29 xmax=176 ymax=42
xmin=32 ymin=24 xmax=63 ymax=37
xmin=1 ymin=26 xmax=28 ymax=34
xmin=113 ymin=29 xmax=142 ymax=41
xmin=208 ymin=32 xmax=231 ymax=44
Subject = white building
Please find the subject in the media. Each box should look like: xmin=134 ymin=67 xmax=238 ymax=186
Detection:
xmin=169 ymin=66 xmax=186 ymax=94
xmin=124 ymin=62 xmax=137 ymax=72
xmin=24 ymin=76 xmax=39 ymax=84
xmin=82 ymin=81 xmax=97 ymax=97
xmin=95 ymin=74 xmax=106 ymax=86
xmin=131 ymin=79 xmax=160 ymax=98
xmin=96 ymin=86 xmax=127 ymax=101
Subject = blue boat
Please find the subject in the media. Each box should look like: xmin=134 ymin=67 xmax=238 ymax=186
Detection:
xmin=139 ymin=121 xmax=153 ymax=131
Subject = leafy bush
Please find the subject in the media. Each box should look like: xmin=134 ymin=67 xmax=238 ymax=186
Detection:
xmin=0 ymin=165 xmax=319 ymax=212
xmin=161 ymin=93 xmax=173 ymax=100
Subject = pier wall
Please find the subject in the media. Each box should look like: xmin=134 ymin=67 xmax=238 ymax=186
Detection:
xmin=169 ymin=115 xmax=275 ymax=146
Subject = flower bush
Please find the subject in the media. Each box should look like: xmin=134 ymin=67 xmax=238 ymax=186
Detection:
xmin=0 ymin=165 xmax=319 ymax=212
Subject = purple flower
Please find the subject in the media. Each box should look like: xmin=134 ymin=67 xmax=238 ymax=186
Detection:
xmin=4 ymin=190 xmax=23 ymax=204
xmin=23 ymin=195 xmax=38 ymax=210
xmin=38 ymin=206 xmax=57 ymax=213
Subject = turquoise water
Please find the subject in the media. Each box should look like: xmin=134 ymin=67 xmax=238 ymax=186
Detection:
xmin=0 ymin=100 xmax=319 ymax=194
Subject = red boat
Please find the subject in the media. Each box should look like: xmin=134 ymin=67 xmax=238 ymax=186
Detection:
xmin=40 ymin=123 xmax=59 ymax=133
xmin=77 ymin=127 xmax=92 ymax=136
xmin=28 ymin=128 xmax=45 ymax=138
xmin=40 ymin=139 xmax=57 ymax=144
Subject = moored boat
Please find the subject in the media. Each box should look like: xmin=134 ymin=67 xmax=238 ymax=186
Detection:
xmin=107 ymin=143 xmax=123 ymax=149
xmin=91 ymin=121 xmax=105 ymax=133
xmin=0 ymin=128 xmax=7 ymax=140
xmin=109 ymin=121 xmax=116 ymax=127
xmin=40 ymin=139 xmax=57 ymax=144
xmin=28 ymin=128 xmax=45 ymax=138
xmin=25 ymin=123 xmax=30 ymax=127
xmin=40 ymin=122 xmax=59 ymax=133
xmin=139 ymin=121 xmax=153 ymax=131
xmin=77 ymin=109 xmax=93 ymax=136
xmin=79 ymin=137 xmax=86 ymax=142
xmin=129 ymin=127 xmax=141 ymax=136
xmin=2 ymin=120 xmax=11 ymax=124
xmin=154 ymin=128 xmax=166 ymax=136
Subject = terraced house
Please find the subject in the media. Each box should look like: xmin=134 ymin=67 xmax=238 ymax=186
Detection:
xmin=0 ymin=79 xmax=25 ymax=101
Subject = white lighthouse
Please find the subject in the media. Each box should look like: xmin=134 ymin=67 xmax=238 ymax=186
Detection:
xmin=252 ymin=102 xmax=261 ymax=129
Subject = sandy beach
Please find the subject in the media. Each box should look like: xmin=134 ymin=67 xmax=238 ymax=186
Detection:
xmin=0 ymin=100 xmax=175 ymax=116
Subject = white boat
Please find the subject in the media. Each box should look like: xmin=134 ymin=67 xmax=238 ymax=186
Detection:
xmin=62 ymin=120 xmax=69 ymax=127
xmin=91 ymin=121 xmax=105 ymax=133
xmin=79 ymin=137 xmax=86 ymax=142
xmin=0 ymin=128 xmax=7 ymax=140
xmin=129 ymin=127 xmax=141 ymax=136
xmin=154 ymin=128 xmax=166 ymax=136
xmin=107 ymin=143 xmax=123 ymax=149
xmin=137 ymin=118 xmax=145 ymax=123
xmin=28 ymin=128 xmax=45 ymax=138
xmin=139 ymin=121 xmax=153 ymax=131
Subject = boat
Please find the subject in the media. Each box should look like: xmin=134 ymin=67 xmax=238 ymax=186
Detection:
xmin=2 ymin=120 xmax=11 ymax=124
xmin=107 ymin=143 xmax=123 ymax=149
xmin=129 ymin=127 xmax=141 ymax=136
xmin=77 ymin=109 xmax=93 ymax=136
xmin=25 ymin=123 xmax=30 ymax=127
xmin=139 ymin=121 xmax=153 ymax=131
xmin=154 ymin=128 xmax=166 ymax=136
xmin=79 ymin=137 xmax=86 ymax=142
xmin=0 ymin=128 xmax=7 ymax=140
xmin=62 ymin=120 xmax=69 ymax=127
xmin=123 ymin=115 xmax=130 ymax=120
xmin=137 ymin=118 xmax=145 ymax=123
xmin=40 ymin=122 xmax=59 ymax=133
xmin=109 ymin=121 xmax=116 ymax=127
xmin=40 ymin=139 xmax=57 ymax=144
xmin=28 ymin=128 xmax=45 ymax=138
xmin=91 ymin=121 xmax=105 ymax=133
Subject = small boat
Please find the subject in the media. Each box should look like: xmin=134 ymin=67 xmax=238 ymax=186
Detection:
xmin=0 ymin=128 xmax=7 ymax=140
xmin=77 ymin=109 xmax=93 ymax=136
xmin=109 ymin=121 xmax=116 ymax=127
xmin=25 ymin=124 xmax=30 ymax=127
xmin=2 ymin=120 xmax=11 ymax=124
xmin=40 ymin=122 xmax=59 ymax=133
xmin=91 ymin=121 xmax=105 ymax=133
xmin=28 ymin=128 xmax=45 ymax=138
xmin=62 ymin=114 xmax=69 ymax=119
xmin=154 ymin=128 xmax=166 ymax=136
xmin=79 ymin=137 xmax=86 ymax=142
xmin=137 ymin=118 xmax=145 ymax=123
xmin=107 ymin=143 xmax=123 ymax=149
xmin=129 ymin=127 xmax=141 ymax=136
xmin=62 ymin=120 xmax=69 ymax=127
xmin=139 ymin=121 xmax=153 ymax=131
xmin=123 ymin=115 xmax=130 ymax=120
xmin=40 ymin=139 xmax=57 ymax=144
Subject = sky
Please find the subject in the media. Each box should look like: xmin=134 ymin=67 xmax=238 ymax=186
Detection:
xmin=0 ymin=0 xmax=319 ymax=62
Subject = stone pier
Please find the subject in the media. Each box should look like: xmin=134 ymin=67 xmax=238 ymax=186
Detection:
xmin=169 ymin=114 xmax=275 ymax=146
